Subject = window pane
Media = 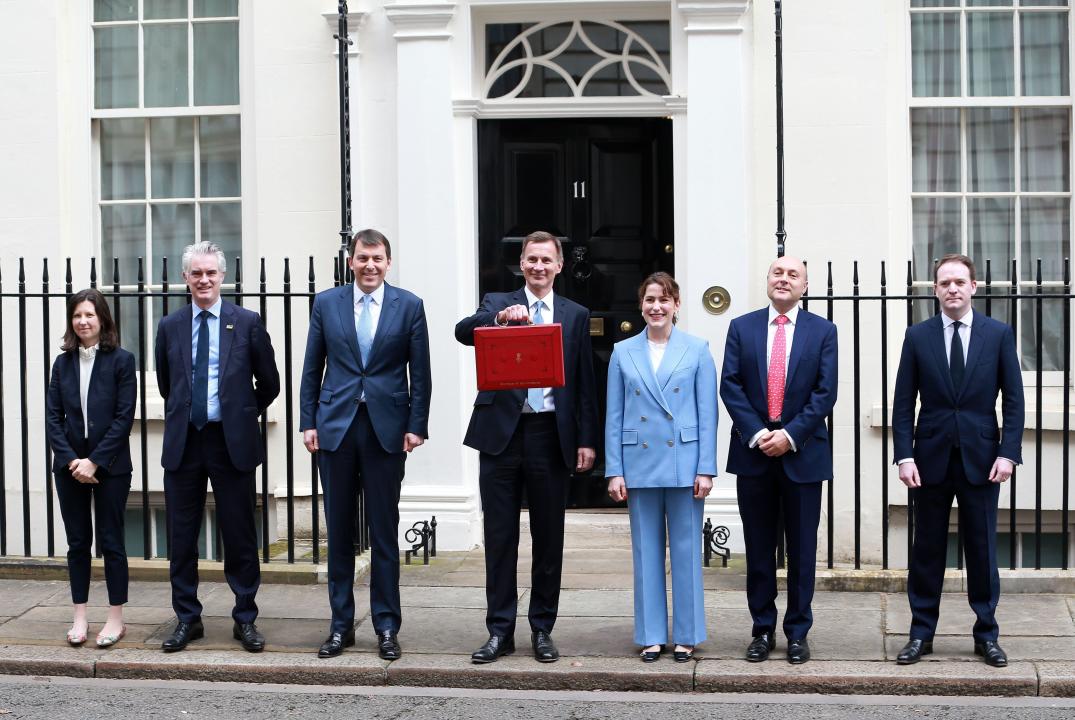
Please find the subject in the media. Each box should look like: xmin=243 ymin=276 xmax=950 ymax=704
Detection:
xmin=144 ymin=0 xmax=188 ymax=19
xmin=911 ymin=13 xmax=961 ymax=97
xmin=913 ymin=197 xmax=962 ymax=281
xmin=150 ymin=117 xmax=195 ymax=199
xmin=1022 ymin=197 xmax=1070 ymax=280
xmin=201 ymin=203 xmax=242 ymax=259
xmin=144 ymin=24 xmax=189 ymax=108
xmin=94 ymin=0 xmax=136 ymax=21
xmin=968 ymin=0 xmax=1012 ymax=5
xmin=912 ymin=0 xmax=958 ymax=6
xmin=912 ymin=109 xmax=961 ymax=192
xmin=1021 ymin=287 xmax=1065 ymax=370
xmin=101 ymin=204 xmax=145 ymax=286
xmin=1025 ymin=1 xmax=1070 ymax=7
xmin=199 ymin=116 xmax=241 ymax=197
xmin=152 ymin=204 xmax=195 ymax=275
xmin=1021 ymin=12 xmax=1069 ymax=96
xmin=967 ymin=108 xmax=1014 ymax=191
xmin=1021 ymin=108 xmax=1070 ymax=191
xmin=193 ymin=22 xmax=239 ymax=105
xmin=968 ymin=12 xmax=1015 ymax=96
xmin=194 ymin=0 xmax=239 ymax=17
xmin=968 ymin=198 xmax=1015 ymax=277
xmin=94 ymin=26 xmax=138 ymax=109
xmin=100 ymin=118 xmax=145 ymax=201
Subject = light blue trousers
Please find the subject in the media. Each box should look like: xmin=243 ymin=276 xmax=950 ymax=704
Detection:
xmin=628 ymin=487 xmax=707 ymax=647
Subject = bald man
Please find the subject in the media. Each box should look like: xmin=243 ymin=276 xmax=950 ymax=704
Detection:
xmin=719 ymin=256 xmax=838 ymax=664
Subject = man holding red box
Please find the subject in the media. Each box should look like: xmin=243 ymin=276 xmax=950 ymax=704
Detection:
xmin=455 ymin=230 xmax=598 ymax=664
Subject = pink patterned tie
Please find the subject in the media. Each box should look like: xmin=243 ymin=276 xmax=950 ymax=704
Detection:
xmin=768 ymin=315 xmax=789 ymax=422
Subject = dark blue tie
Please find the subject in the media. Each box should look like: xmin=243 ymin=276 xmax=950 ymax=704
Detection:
xmin=949 ymin=320 xmax=965 ymax=390
xmin=191 ymin=309 xmax=211 ymax=429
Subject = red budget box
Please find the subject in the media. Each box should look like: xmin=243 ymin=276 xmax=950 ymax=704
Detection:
xmin=473 ymin=324 xmax=565 ymax=391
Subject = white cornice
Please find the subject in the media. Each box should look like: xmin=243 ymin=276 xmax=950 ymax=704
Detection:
xmin=322 ymin=10 xmax=367 ymax=55
xmin=385 ymin=2 xmax=457 ymax=40
xmin=453 ymin=96 xmax=687 ymax=119
xmin=676 ymin=0 xmax=751 ymax=35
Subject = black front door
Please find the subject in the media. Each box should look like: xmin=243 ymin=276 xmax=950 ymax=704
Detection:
xmin=477 ymin=117 xmax=674 ymax=507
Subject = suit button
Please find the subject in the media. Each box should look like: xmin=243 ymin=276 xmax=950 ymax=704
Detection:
xmin=666 ymin=413 xmax=672 ymax=420
xmin=641 ymin=416 xmax=647 ymax=422
xmin=642 ymin=442 xmax=648 ymax=449
xmin=635 ymin=389 xmax=641 ymax=396
xmin=673 ymin=387 xmax=680 ymax=393
xmin=89 ymin=421 xmax=95 ymax=428
xmin=667 ymin=440 xmax=674 ymax=447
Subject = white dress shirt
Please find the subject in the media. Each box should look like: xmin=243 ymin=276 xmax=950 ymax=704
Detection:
xmin=524 ymin=286 xmax=556 ymax=412
xmin=749 ymin=305 xmax=799 ymax=452
xmin=78 ymin=344 xmax=98 ymax=439
xmin=354 ymin=281 xmax=385 ymax=401
xmin=647 ymin=338 xmax=667 ymax=371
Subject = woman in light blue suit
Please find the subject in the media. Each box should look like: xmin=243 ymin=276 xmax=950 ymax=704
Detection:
xmin=606 ymin=272 xmax=718 ymax=662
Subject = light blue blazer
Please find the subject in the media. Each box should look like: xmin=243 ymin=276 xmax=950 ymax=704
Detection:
xmin=605 ymin=328 xmax=718 ymax=488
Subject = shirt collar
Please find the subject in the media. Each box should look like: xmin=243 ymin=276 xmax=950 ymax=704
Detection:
xmin=941 ymin=308 xmax=974 ymax=329
xmin=194 ymin=297 xmax=223 ymax=319
xmin=768 ymin=304 xmax=800 ymax=325
xmin=353 ymin=281 xmax=385 ymax=306
xmin=524 ymin=286 xmax=554 ymax=311
xmin=78 ymin=343 xmax=99 ymax=360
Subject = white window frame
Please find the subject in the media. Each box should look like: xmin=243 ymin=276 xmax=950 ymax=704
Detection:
xmin=908 ymin=1 xmax=1075 ymax=385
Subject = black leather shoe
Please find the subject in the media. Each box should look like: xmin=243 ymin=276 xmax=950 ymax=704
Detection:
xmin=975 ymin=640 xmax=1008 ymax=667
xmin=639 ymin=645 xmax=664 ymax=663
xmin=161 ymin=619 xmax=204 ymax=653
xmin=471 ymin=635 xmax=515 ymax=664
xmin=673 ymin=646 xmax=695 ymax=663
xmin=745 ymin=632 xmax=775 ymax=662
xmin=532 ymin=630 xmax=559 ymax=663
xmin=896 ymin=638 xmax=933 ymax=665
xmin=787 ymin=638 xmax=811 ymax=664
xmin=233 ymin=622 xmax=265 ymax=652
xmin=317 ymin=629 xmax=356 ymax=659
xmin=377 ymin=630 xmax=401 ymax=660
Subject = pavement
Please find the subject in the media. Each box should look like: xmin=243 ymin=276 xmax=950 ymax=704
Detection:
xmin=0 ymin=512 xmax=1073 ymax=696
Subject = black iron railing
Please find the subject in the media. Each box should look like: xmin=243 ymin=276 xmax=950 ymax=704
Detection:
xmin=0 ymin=255 xmax=1071 ymax=571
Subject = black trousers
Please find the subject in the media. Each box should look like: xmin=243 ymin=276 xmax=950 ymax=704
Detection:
xmin=164 ymin=423 xmax=261 ymax=624
xmin=737 ymin=460 xmax=823 ymax=641
xmin=55 ymin=467 xmax=131 ymax=606
xmin=479 ymin=413 xmax=569 ymax=638
xmin=908 ymin=448 xmax=1001 ymax=643
xmin=319 ymin=405 xmax=406 ymax=635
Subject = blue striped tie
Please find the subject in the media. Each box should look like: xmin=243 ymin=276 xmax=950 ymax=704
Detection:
xmin=527 ymin=300 xmax=545 ymax=412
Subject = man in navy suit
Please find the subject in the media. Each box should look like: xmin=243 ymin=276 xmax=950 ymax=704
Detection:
xmin=300 ymin=229 xmax=431 ymax=660
xmin=455 ymin=230 xmax=598 ymax=664
xmin=720 ymin=255 xmax=838 ymax=665
xmin=892 ymin=254 xmax=1023 ymax=667
xmin=155 ymin=241 xmax=280 ymax=653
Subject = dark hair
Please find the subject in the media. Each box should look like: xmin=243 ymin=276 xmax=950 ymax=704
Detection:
xmin=348 ymin=228 xmax=392 ymax=260
xmin=62 ymin=288 xmax=119 ymax=352
xmin=638 ymin=272 xmax=681 ymax=324
xmin=934 ymin=253 xmax=976 ymax=282
xmin=520 ymin=231 xmax=563 ymax=263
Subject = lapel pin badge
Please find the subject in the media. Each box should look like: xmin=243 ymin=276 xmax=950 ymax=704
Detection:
xmin=226 ymin=324 xmax=234 ymax=330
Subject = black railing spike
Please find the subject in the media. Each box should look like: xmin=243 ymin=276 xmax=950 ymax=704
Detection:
xmin=309 ymin=256 xmax=316 ymax=283
xmin=333 ymin=255 xmax=341 ymax=286
xmin=880 ymin=259 xmax=886 ymax=286
xmin=1037 ymin=257 xmax=1043 ymax=284
xmin=907 ymin=259 xmax=912 ymax=285
xmin=65 ymin=258 xmax=72 ymax=294
xmin=853 ymin=259 xmax=859 ymax=286
xmin=41 ymin=258 xmax=48 ymax=284
xmin=284 ymin=257 xmax=291 ymax=285
xmin=137 ymin=256 xmax=144 ymax=284
xmin=161 ymin=256 xmax=169 ymax=284
xmin=986 ymin=258 xmax=992 ymax=285
xmin=112 ymin=257 xmax=120 ymax=287
xmin=260 ymin=257 xmax=266 ymax=284
xmin=18 ymin=257 xmax=25 ymax=285
xmin=235 ymin=256 xmax=243 ymax=285
xmin=89 ymin=257 xmax=97 ymax=288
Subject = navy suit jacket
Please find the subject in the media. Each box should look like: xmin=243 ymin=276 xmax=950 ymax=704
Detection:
xmin=455 ymin=289 xmax=598 ymax=470
xmin=892 ymin=312 xmax=1024 ymax=486
xmin=719 ymin=307 xmax=839 ymax=483
xmin=299 ymin=282 xmax=431 ymax=454
xmin=155 ymin=300 xmax=280 ymax=472
xmin=46 ymin=347 xmax=136 ymax=474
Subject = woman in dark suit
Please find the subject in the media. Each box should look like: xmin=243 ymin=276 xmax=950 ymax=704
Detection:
xmin=605 ymin=273 xmax=718 ymax=662
xmin=46 ymin=288 xmax=136 ymax=647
